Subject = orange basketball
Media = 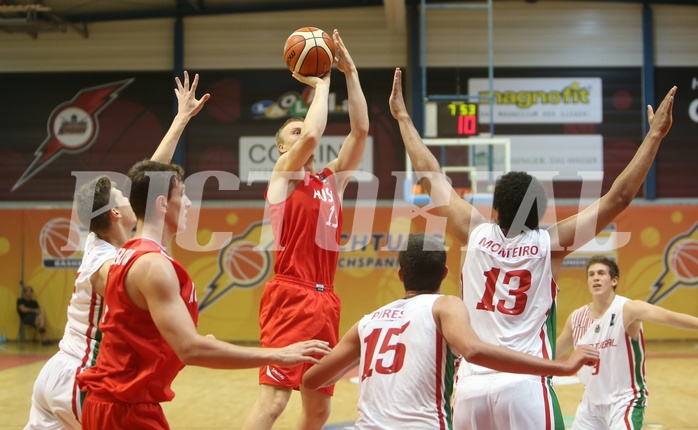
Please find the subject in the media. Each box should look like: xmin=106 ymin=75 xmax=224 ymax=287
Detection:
xmin=283 ymin=27 xmax=335 ymax=77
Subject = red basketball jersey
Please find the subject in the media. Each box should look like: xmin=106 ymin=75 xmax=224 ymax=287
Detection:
xmin=76 ymin=238 xmax=198 ymax=404
xmin=266 ymin=167 xmax=342 ymax=285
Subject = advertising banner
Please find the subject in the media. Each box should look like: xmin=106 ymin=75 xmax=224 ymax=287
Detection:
xmin=2 ymin=205 xmax=698 ymax=342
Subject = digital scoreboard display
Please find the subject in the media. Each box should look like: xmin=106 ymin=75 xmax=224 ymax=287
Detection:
xmin=437 ymin=102 xmax=478 ymax=137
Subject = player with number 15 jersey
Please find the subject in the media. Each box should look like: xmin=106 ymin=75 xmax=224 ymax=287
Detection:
xmin=357 ymin=294 xmax=456 ymax=429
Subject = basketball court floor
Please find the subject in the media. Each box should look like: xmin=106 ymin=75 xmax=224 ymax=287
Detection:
xmin=2 ymin=339 xmax=697 ymax=429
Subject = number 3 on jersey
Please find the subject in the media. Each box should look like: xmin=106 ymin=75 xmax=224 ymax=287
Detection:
xmin=475 ymin=268 xmax=532 ymax=315
xmin=361 ymin=322 xmax=411 ymax=381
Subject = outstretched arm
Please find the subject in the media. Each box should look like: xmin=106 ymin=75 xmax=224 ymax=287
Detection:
xmin=550 ymin=86 xmax=676 ymax=268
xmin=434 ymin=295 xmax=598 ymax=376
xmin=325 ymin=30 xmax=369 ymax=191
xmin=390 ymin=68 xmax=485 ymax=244
xmin=127 ymin=254 xmax=331 ymax=369
xmin=624 ymin=299 xmax=698 ymax=339
xmin=151 ymin=71 xmax=210 ymax=163
xmin=303 ymin=322 xmax=362 ymax=390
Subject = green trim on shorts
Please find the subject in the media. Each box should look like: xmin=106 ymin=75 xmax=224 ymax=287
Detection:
xmin=547 ymin=377 xmax=565 ymax=430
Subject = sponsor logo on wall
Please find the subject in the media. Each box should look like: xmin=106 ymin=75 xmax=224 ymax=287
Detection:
xmin=39 ymin=217 xmax=88 ymax=269
xmin=647 ymin=222 xmax=698 ymax=304
xmin=239 ymin=136 xmax=374 ymax=182
xmin=469 ymin=77 xmax=603 ymax=124
xmin=12 ymin=79 xmax=133 ymax=192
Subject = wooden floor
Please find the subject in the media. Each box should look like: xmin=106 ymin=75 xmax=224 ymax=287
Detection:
xmin=1 ymin=340 xmax=697 ymax=429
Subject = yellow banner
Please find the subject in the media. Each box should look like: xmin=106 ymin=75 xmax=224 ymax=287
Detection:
xmin=1 ymin=205 xmax=697 ymax=342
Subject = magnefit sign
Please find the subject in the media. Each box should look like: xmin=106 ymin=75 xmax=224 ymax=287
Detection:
xmin=239 ymin=136 xmax=374 ymax=182
xmin=469 ymin=78 xmax=602 ymax=124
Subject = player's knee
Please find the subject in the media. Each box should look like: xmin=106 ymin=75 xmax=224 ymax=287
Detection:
xmin=264 ymin=391 xmax=291 ymax=419
xmin=303 ymin=401 xmax=331 ymax=424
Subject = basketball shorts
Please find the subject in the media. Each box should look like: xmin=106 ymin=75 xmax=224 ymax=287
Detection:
xmin=572 ymin=394 xmax=645 ymax=430
xmin=25 ymin=350 xmax=83 ymax=430
xmin=258 ymin=274 xmax=341 ymax=396
xmin=81 ymin=392 xmax=168 ymax=430
xmin=453 ymin=373 xmax=564 ymax=430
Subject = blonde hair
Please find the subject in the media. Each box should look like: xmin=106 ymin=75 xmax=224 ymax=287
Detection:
xmin=275 ymin=117 xmax=305 ymax=154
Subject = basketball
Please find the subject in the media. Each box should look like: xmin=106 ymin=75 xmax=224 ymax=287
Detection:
xmin=39 ymin=217 xmax=82 ymax=258
xmin=670 ymin=239 xmax=698 ymax=282
xmin=283 ymin=27 xmax=336 ymax=77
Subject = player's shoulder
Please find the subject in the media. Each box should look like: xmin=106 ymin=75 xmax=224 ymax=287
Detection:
xmin=432 ymin=294 xmax=462 ymax=312
xmin=127 ymin=251 xmax=175 ymax=278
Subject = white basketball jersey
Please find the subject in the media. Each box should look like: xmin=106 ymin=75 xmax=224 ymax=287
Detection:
xmin=356 ymin=295 xmax=456 ymax=430
xmin=58 ymin=232 xmax=115 ymax=365
xmin=572 ymin=295 xmax=647 ymax=406
xmin=459 ymin=223 xmax=557 ymax=377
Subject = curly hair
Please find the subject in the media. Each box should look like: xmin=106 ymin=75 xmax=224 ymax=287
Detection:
xmin=398 ymin=234 xmax=447 ymax=293
xmin=492 ymin=171 xmax=548 ymax=233
xmin=127 ymin=160 xmax=185 ymax=220
xmin=74 ymin=176 xmax=114 ymax=234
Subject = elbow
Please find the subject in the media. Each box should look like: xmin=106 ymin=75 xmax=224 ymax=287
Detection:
xmin=301 ymin=130 xmax=322 ymax=147
xmin=608 ymin=183 xmax=638 ymax=209
xmin=353 ymin=125 xmax=369 ymax=141
xmin=173 ymin=338 xmax=206 ymax=366
xmin=302 ymin=372 xmax=322 ymax=391
xmin=176 ymin=347 xmax=198 ymax=366
xmin=461 ymin=345 xmax=487 ymax=365
xmin=615 ymin=192 xmax=634 ymax=208
xmin=303 ymin=379 xmax=320 ymax=391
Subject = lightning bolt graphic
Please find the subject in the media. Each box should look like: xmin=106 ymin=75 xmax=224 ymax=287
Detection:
xmin=11 ymin=78 xmax=134 ymax=192
xmin=198 ymin=221 xmax=275 ymax=312
xmin=647 ymin=222 xmax=698 ymax=304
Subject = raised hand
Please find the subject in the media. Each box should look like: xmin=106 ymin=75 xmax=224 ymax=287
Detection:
xmin=389 ymin=67 xmax=408 ymax=120
xmin=174 ymin=70 xmax=210 ymax=119
xmin=332 ymin=29 xmax=356 ymax=74
xmin=273 ymin=340 xmax=332 ymax=366
xmin=292 ymin=69 xmax=331 ymax=88
xmin=647 ymin=86 xmax=676 ymax=138
xmin=150 ymin=71 xmax=210 ymax=163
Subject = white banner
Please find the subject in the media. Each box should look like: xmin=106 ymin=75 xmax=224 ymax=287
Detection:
xmin=473 ymin=134 xmax=603 ymax=181
xmin=239 ymin=136 xmax=374 ymax=182
xmin=469 ymin=78 xmax=603 ymax=124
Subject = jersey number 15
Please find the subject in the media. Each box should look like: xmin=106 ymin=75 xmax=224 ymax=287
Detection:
xmin=361 ymin=322 xmax=411 ymax=381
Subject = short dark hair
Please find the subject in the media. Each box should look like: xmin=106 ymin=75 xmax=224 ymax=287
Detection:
xmin=398 ymin=234 xmax=447 ymax=293
xmin=275 ymin=117 xmax=304 ymax=154
xmin=492 ymin=171 xmax=548 ymax=233
xmin=75 ymin=176 xmax=114 ymax=234
xmin=127 ymin=160 xmax=185 ymax=220
xmin=586 ymin=255 xmax=620 ymax=289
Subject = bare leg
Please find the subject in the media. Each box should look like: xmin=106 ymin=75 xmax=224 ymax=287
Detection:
xmin=35 ymin=309 xmax=47 ymax=343
xmin=296 ymin=384 xmax=331 ymax=430
xmin=240 ymin=384 xmax=292 ymax=430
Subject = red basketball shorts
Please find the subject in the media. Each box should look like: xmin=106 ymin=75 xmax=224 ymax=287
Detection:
xmin=81 ymin=392 xmax=169 ymax=430
xmin=258 ymin=274 xmax=341 ymax=396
